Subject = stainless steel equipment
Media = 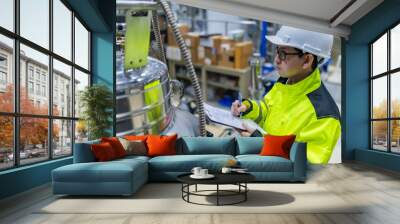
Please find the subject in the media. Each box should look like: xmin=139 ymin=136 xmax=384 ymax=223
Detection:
xmin=116 ymin=0 xmax=204 ymax=136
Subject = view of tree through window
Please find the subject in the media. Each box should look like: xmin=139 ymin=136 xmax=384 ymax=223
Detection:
xmin=0 ymin=0 xmax=91 ymax=170
xmin=371 ymin=23 xmax=400 ymax=154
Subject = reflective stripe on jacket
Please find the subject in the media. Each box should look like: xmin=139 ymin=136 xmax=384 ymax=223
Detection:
xmin=242 ymin=68 xmax=341 ymax=164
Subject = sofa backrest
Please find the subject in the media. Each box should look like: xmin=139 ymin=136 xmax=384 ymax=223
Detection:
xmin=177 ymin=137 xmax=236 ymax=155
xmin=73 ymin=140 xmax=100 ymax=163
xmin=235 ymin=137 xmax=263 ymax=155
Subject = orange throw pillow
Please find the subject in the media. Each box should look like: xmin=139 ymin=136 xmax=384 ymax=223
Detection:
xmin=124 ymin=135 xmax=148 ymax=142
xmin=91 ymin=142 xmax=117 ymax=161
xmin=101 ymin=137 xmax=127 ymax=158
xmin=260 ymin=134 xmax=296 ymax=159
xmin=146 ymin=134 xmax=177 ymax=157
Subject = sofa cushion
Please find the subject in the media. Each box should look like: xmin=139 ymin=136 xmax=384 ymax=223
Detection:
xmin=91 ymin=142 xmax=118 ymax=162
xmin=148 ymin=154 xmax=235 ymax=172
xmin=119 ymin=138 xmax=147 ymax=156
xmin=236 ymin=137 xmax=263 ymax=155
xmin=147 ymin=134 xmax=178 ymax=157
xmin=73 ymin=140 xmax=100 ymax=163
xmin=236 ymin=155 xmax=293 ymax=172
xmin=178 ymin=137 xmax=236 ymax=155
xmin=52 ymin=159 xmax=147 ymax=183
xmin=260 ymin=135 xmax=296 ymax=159
xmin=101 ymin=137 xmax=127 ymax=158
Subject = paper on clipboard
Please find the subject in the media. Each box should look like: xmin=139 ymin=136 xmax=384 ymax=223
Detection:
xmin=204 ymin=103 xmax=245 ymax=130
xmin=204 ymin=103 xmax=267 ymax=134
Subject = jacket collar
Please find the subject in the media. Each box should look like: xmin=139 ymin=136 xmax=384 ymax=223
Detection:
xmin=275 ymin=68 xmax=321 ymax=96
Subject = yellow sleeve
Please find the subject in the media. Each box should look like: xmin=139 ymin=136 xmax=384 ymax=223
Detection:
xmin=241 ymin=98 xmax=269 ymax=127
xmin=297 ymin=117 xmax=341 ymax=164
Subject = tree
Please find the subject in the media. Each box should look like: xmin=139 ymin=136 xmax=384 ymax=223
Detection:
xmin=0 ymin=84 xmax=59 ymax=151
xmin=372 ymin=99 xmax=400 ymax=142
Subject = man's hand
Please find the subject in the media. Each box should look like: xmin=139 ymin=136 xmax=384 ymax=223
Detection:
xmin=239 ymin=122 xmax=256 ymax=137
xmin=231 ymin=100 xmax=248 ymax=117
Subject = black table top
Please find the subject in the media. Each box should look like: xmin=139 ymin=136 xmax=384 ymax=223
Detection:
xmin=177 ymin=172 xmax=255 ymax=185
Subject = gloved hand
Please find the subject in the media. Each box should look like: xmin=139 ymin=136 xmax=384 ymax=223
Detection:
xmin=231 ymin=100 xmax=248 ymax=117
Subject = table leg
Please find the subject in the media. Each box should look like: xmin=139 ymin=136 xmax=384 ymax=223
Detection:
xmin=245 ymin=183 xmax=247 ymax=201
xmin=217 ymin=184 xmax=219 ymax=206
xmin=187 ymin=184 xmax=190 ymax=202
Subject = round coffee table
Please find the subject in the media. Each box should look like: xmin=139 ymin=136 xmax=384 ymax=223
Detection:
xmin=177 ymin=172 xmax=255 ymax=206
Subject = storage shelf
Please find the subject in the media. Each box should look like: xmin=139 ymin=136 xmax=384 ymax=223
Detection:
xmin=168 ymin=60 xmax=250 ymax=101
xmin=207 ymin=81 xmax=239 ymax=91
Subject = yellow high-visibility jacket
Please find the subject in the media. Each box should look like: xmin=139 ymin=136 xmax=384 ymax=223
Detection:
xmin=242 ymin=68 xmax=341 ymax=164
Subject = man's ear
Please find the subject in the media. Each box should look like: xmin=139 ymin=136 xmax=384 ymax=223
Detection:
xmin=302 ymin=54 xmax=314 ymax=70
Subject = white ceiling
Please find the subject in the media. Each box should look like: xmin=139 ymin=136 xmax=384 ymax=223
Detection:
xmin=171 ymin=0 xmax=384 ymax=38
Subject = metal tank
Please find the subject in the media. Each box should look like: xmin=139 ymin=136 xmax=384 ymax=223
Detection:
xmin=116 ymin=0 xmax=201 ymax=137
xmin=116 ymin=56 xmax=174 ymax=136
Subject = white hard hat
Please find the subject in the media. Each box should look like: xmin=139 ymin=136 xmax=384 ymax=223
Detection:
xmin=266 ymin=26 xmax=333 ymax=65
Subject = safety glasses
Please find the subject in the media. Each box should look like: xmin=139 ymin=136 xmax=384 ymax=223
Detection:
xmin=276 ymin=48 xmax=304 ymax=61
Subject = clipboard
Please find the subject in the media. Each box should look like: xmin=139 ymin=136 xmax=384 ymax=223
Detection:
xmin=204 ymin=103 xmax=246 ymax=130
xmin=204 ymin=103 xmax=266 ymax=133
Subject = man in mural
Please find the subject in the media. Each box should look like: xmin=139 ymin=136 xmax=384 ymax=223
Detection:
xmin=231 ymin=26 xmax=341 ymax=164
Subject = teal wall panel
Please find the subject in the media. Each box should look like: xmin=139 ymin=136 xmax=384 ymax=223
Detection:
xmin=344 ymin=0 xmax=400 ymax=171
xmin=0 ymin=158 xmax=72 ymax=199
xmin=355 ymin=149 xmax=400 ymax=172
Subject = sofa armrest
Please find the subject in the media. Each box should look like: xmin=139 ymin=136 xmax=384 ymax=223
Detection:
xmin=73 ymin=140 xmax=100 ymax=163
xmin=289 ymin=142 xmax=307 ymax=181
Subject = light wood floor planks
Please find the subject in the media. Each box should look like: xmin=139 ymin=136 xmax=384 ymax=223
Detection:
xmin=1 ymin=162 xmax=400 ymax=224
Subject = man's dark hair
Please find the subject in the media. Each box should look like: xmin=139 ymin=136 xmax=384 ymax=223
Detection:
xmin=311 ymin=54 xmax=318 ymax=70
xmin=294 ymin=48 xmax=319 ymax=71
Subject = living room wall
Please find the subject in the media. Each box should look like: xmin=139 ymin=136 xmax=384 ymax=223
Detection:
xmin=343 ymin=0 xmax=400 ymax=171
xmin=0 ymin=0 xmax=116 ymax=200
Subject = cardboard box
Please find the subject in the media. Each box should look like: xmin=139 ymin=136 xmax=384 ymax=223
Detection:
xmin=210 ymin=35 xmax=223 ymax=54
xmin=203 ymin=46 xmax=218 ymax=65
xmin=183 ymin=33 xmax=200 ymax=63
xmin=220 ymin=37 xmax=236 ymax=53
xmin=234 ymin=41 xmax=253 ymax=69
xmin=218 ymin=41 xmax=253 ymax=69
xmin=167 ymin=23 xmax=190 ymax=47
xmin=219 ymin=48 xmax=235 ymax=68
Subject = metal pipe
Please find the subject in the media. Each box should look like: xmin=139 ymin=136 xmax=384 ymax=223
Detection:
xmin=151 ymin=10 xmax=167 ymax=64
xmin=157 ymin=0 xmax=207 ymax=136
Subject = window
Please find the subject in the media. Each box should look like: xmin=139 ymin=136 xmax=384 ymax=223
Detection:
xmin=53 ymin=0 xmax=72 ymax=60
xmin=75 ymin=17 xmax=89 ymax=70
xmin=29 ymin=67 xmax=34 ymax=80
xmin=36 ymin=70 xmax=41 ymax=81
xmin=0 ymin=0 xmax=14 ymax=32
xmin=0 ymin=54 xmax=7 ymax=88
xmin=0 ymin=71 xmax=6 ymax=85
xmin=53 ymin=59 xmax=72 ymax=117
xmin=74 ymin=69 xmax=89 ymax=119
xmin=42 ymin=85 xmax=46 ymax=97
xmin=0 ymin=0 xmax=91 ymax=170
xmin=371 ymin=22 xmax=400 ymax=154
xmin=0 ymin=55 xmax=7 ymax=67
xmin=20 ymin=0 xmax=49 ymax=49
xmin=0 ymin=34 xmax=13 ymax=113
xmin=28 ymin=81 xmax=34 ymax=94
xmin=53 ymin=119 xmax=72 ymax=158
xmin=0 ymin=116 xmax=13 ymax=170
xmin=36 ymin=83 xmax=40 ymax=95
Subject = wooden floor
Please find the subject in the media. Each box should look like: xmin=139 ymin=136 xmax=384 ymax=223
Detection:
xmin=1 ymin=162 xmax=400 ymax=224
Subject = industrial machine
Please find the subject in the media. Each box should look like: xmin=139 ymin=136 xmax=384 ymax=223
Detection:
xmin=115 ymin=0 xmax=206 ymax=137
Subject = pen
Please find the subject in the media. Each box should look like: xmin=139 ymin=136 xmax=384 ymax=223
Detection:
xmin=238 ymin=92 xmax=243 ymax=118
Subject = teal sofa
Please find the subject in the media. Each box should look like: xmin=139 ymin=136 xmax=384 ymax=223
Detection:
xmin=52 ymin=137 xmax=306 ymax=196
